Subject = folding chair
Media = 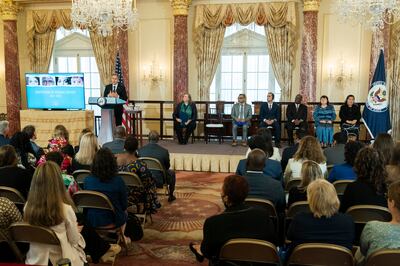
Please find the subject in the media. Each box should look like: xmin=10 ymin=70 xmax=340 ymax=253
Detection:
xmin=365 ymin=249 xmax=400 ymax=266
xmin=138 ymin=157 xmax=169 ymax=196
xmin=0 ymin=229 xmax=24 ymax=262
xmin=219 ymin=238 xmax=281 ymax=265
xmin=245 ymin=198 xmax=279 ymax=232
xmin=333 ymin=180 xmax=354 ymax=200
xmin=72 ymin=170 xmax=91 ymax=188
xmin=287 ymin=243 xmax=354 ymax=266
xmin=285 ymin=201 xmax=310 ymax=236
xmin=285 ymin=178 xmax=302 ymax=193
xmin=0 ymin=186 xmax=26 ymax=209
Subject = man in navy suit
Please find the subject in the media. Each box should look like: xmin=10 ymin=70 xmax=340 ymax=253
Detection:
xmin=259 ymin=92 xmax=281 ymax=147
xmin=103 ymin=74 xmax=128 ymax=126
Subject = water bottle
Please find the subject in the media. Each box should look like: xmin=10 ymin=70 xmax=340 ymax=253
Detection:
xmin=56 ymin=258 xmax=71 ymax=266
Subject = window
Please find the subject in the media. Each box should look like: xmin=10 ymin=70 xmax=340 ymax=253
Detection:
xmin=211 ymin=23 xmax=281 ymax=113
xmin=49 ymin=28 xmax=101 ymax=115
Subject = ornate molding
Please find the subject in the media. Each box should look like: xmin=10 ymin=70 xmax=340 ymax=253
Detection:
xmin=0 ymin=0 xmax=21 ymax=21
xmin=303 ymin=0 xmax=320 ymax=12
xmin=170 ymin=0 xmax=192 ymax=16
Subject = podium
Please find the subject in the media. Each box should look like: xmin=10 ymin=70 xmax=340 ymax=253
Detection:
xmin=89 ymin=97 xmax=126 ymax=145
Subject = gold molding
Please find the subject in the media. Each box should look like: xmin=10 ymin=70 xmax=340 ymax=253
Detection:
xmin=303 ymin=0 xmax=320 ymax=12
xmin=170 ymin=0 xmax=192 ymax=16
xmin=0 ymin=0 xmax=21 ymax=20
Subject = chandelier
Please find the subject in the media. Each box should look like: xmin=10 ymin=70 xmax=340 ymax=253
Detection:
xmin=71 ymin=0 xmax=139 ymax=37
xmin=336 ymin=0 xmax=400 ymax=31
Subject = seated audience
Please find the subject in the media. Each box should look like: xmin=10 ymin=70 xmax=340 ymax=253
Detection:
xmin=22 ymin=125 xmax=44 ymax=160
xmin=286 ymin=94 xmax=308 ymax=146
xmin=357 ymin=180 xmax=400 ymax=264
xmin=38 ymin=136 xmax=72 ymax=172
xmin=386 ymin=142 xmax=400 ymax=184
xmin=173 ymin=93 xmax=197 ymax=145
xmin=340 ymin=147 xmax=388 ymax=213
xmin=74 ymin=128 xmax=92 ymax=153
xmin=287 ymin=179 xmax=354 ymax=253
xmin=373 ymin=133 xmax=394 ymax=166
xmin=244 ymin=149 xmax=285 ymax=213
xmin=72 ymin=132 xmax=99 ymax=172
xmin=199 ymin=175 xmax=277 ymax=264
xmin=51 ymin=124 xmax=75 ymax=157
xmin=9 ymin=131 xmax=35 ymax=172
xmin=237 ymin=135 xmax=282 ymax=182
xmin=118 ymin=135 xmax=161 ymax=213
xmin=328 ymin=141 xmax=365 ymax=183
xmin=231 ymin=94 xmax=252 ymax=147
xmin=24 ymin=161 xmax=87 ymax=266
xmin=339 ymin=94 xmax=361 ymax=137
xmin=288 ymin=160 xmax=323 ymax=207
xmin=246 ymin=128 xmax=281 ymax=161
xmin=0 ymin=121 xmax=10 ymax=147
xmin=313 ymin=95 xmax=336 ymax=147
xmin=281 ymin=131 xmax=305 ymax=171
xmin=324 ymin=132 xmax=347 ymax=165
xmin=284 ymin=136 xmax=327 ymax=184
xmin=46 ymin=151 xmax=79 ymax=196
xmin=138 ymin=130 xmax=176 ymax=202
xmin=102 ymin=126 xmax=126 ymax=154
xmin=259 ymin=92 xmax=281 ymax=147
xmin=0 ymin=145 xmax=32 ymax=198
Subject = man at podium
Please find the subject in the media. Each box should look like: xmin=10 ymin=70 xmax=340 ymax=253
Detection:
xmin=103 ymin=73 xmax=128 ymax=126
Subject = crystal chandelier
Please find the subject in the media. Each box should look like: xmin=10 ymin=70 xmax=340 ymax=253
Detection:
xmin=71 ymin=0 xmax=139 ymax=37
xmin=336 ymin=0 xmax=400 ymax=31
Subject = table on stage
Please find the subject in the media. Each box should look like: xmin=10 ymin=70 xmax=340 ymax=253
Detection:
xmin=125 ymin=109 xmax=143 ymax=146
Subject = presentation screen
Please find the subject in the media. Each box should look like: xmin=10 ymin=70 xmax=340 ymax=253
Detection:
xmin=26 ymin=73 xmax=85 ymax=110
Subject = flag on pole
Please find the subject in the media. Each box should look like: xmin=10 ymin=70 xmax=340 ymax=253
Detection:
xmin=114 ymin=52 xmax=131 ymax=132
xmin=362 ymin=49 xmax=391 ymax=139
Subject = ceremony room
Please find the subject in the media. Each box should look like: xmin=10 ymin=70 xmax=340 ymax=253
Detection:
xmin=0 ymin=0 xmax=400 ymax=265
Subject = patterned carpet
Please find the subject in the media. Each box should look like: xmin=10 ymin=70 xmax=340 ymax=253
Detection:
xmin=112 ymin=171 xmax=228 ymax=266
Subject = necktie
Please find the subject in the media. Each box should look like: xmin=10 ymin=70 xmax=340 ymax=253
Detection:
xmin=269 ymin=104 xmax=272 ymax=110
xmin=296 ymin=104 xmax=299 ymax=111
xmin=113 ymin=85 xmax=116 ymax=92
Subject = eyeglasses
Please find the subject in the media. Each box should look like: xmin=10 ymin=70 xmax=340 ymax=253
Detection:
xmin=238 ymin=97 xmax=244 ymax=100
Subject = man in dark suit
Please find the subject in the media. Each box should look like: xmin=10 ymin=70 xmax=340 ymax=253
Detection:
xmin=259 ymin=92 xmax=281 ymax=147
xmin=138 ymin=130 xmax=176 ymax=202
xmin=286 ymin=94 xmax=308 ymax=145
xmin=103 ymin=73 xmax=128 ymax=126
xmin=0 ymin=121 xmax=10 ymax=147
xmin=102 ymin=126 xmax=126 ymax=154
xmin=281 ymin=130 xmax=305 ymax=171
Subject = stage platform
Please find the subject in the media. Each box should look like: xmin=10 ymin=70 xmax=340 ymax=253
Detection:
xmin=157 ymin=140 xmax=248 ymax=173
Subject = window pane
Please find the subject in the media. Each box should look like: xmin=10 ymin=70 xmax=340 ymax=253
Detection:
xmin=258 ymin=73 xmax=268 ymax=90
xmin=257 ymin=90 xmax=268 ymax=101
xmin=247 ymin=73 xmax=257 ymax=90
xmin=90 ymin=57 xmax=98 ymax=72
xmin=221 ymin=73 xmax=232 ymax=89
xmin=247 ymin=55 xmax=258 ymax=72
xmin=68 ymin=57 xmax=77 ymax=72
xmin=259 ymin=55 xmax=269 ymax=72
xmin=221 ymin=56 xmax=232 ymax=72
xmin=58 ymin=57 xmax=68 ymax=72
xmin=232 ymin=56 xmax=243 ymax=72
xmin=231 ymin=73 xmax=243 ymax=90
xmin=231 ymin=90 xmax=242 ymax=102
xmin=80 ymin=57 xmax=90 ymax=72
xmin=84 ymin=73 xmax=91 ymax=89
xmin=210 ymin=76 xmax=216 ymax=94
xmin=247 ymin=90 xmax=258 ymax=103
xmin=220 ymin=90 xmax=230 ymax=101
xmin=91 ymin=73 xmax=100 ymax=89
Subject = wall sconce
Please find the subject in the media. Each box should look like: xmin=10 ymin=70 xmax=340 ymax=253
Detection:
xmin=327 ymin=58 xmax=353 ymax=89
xmin=143 ymin=60 xmax=164 ymax=84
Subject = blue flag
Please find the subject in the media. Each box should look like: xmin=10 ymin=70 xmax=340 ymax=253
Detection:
xmin=362 ymin=50 xmax=391 ymax=139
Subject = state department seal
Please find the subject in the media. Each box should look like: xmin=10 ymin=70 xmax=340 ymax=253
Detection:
xmin=365 ymin=81 xmax=388 ymax=113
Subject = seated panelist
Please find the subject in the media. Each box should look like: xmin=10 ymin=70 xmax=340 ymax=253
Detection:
xmin=286 ymin=94 xmax=308 ymax=146
xmin=259 ymin=92 xmax=281 ymax=147
xmin=231 ymin=94 xmax=252 ymax=147
xmin=173 ymin=93 xmax=197 ymax=145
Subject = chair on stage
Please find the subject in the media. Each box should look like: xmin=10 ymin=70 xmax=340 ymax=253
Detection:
xmin=204 ymin=112 xmax=224 ymax=144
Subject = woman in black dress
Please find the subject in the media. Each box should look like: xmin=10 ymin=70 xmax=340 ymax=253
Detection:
xmin=173 ymin=94 xmax=197 ymax=144
xmin=339 ymin=94 xmax=361 ymax=137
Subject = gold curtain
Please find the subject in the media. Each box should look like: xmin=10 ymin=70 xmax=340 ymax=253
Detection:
xmin=194 ymin=2 xmax=298 ymax=100
xmin=388 ymin=21 xmax=400 ymax=141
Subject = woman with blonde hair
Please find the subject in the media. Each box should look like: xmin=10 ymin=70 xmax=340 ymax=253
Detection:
xmin=287 ymin=160 xmax=323 ymax=207
xmin=284 ymin=136 xmax=327 ymax=183
xmin=287 ymin=179 xmax=354 ymax=253
xmin=72 ymin=132 xmax=99 ymax=172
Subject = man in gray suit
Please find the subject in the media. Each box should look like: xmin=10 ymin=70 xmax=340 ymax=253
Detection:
xmin=324 ymin=132 xmax=347 ymax=165
xmin=102 ymin=126 xmax=126 ymax=154
xmin=231 ymin=94 xmax=252 ymax=147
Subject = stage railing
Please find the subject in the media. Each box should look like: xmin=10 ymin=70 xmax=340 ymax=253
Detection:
xmin=93 ymin=100 xmax=368 ymax=141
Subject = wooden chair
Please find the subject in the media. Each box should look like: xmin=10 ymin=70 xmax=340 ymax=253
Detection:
xmin=245 ymin=198 xmax=279 ymax=231
xmin=204 ymin=113 xmax=224 ymax=144
xmin=138 ymin=157 xmax=169 ymax=196
xmin=72 ymin=190 xmax=128 ymax=255
xmin=285 ymin=201 xmax=310 ymax=235
xmin=0 ymin=228 xmax=24 ymax=262
xmin=0 ymin=186 xmax=26 ymax=208
xmin=285 ymin=178 xmax=302 ymax=193
xmin=219 ymin=238 xmax=281 ymax=265
xmin=72 ymin=170 xmax=91 ymax=188
xmin=365 ymin=249 xmax=400 ymax=266
xmin=287 ymin=243 xmax=354 ymax=266
xmin=333 ymin=180 xmax=354 ymax=199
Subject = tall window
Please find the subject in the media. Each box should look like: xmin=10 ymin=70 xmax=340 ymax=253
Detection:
xmin=49 ymin=28 xmax=101 ymax=115
xmin=210 ymin=23 xmax=281 ymax=113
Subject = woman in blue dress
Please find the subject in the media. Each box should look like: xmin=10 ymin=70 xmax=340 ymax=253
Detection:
xmin=313 ymin=95 xmax=336 ymax=147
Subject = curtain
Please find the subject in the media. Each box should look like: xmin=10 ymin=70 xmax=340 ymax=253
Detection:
xmin=388 ymin=21 xmax=400 ymax=141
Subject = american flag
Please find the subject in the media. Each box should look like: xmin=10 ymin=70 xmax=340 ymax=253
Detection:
xmin=114 ymin=52 xmax=131 ymax=131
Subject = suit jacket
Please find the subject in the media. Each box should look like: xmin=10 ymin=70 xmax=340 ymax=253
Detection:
xmin=236 ymin=158 xmax=282 ymax=182
xmin=324 ymin=144 xmax=345 ymax=165
xmin=281 ymin=143 xmax=299 ymax=171
xmin=200 ymin=203 xmax=277 ymax=261
xmin=173 ymin=102 xmax=197 ymax=122
xmin=259 ymin=102 xmax=280 ymax=123
xmin=102 ymin=138 xmax=125 ymax=154
xmin=286 ymin=103 xmax=307 ymax=123
xmin=103 ymin=83 xmax=128 ymax=111
xmin=138 ymin=142 xmax=170 ymax=170
xmin=0 ymin=166 xmax=32 ymax=199
xmin=231 ymin=103 xmax=252 ymax=122
xmin=0 ymin=134 xmax=10 ymax=147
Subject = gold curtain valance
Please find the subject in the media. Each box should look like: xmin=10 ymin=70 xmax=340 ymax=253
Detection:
xmin=194 ymin=2 xmax=297 ymax=29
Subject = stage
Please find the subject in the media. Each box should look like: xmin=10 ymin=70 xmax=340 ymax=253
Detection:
xmin=156 ymin=140 xmax=248 ymax=173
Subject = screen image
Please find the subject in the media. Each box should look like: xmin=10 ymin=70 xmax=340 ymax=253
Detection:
xmin=26 ymin=73 xmax=85 ymax=110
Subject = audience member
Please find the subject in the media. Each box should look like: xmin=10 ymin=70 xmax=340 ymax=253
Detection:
xmin=246 ymin=128 xmax=281 ymax=161
xmin=0 ymin=145 xmax=32 ymax=198
xmin=9 ymin=131 xmax=35 ymax=172
xmin=24 ymin=161 xmax=87 ymax=266
xmin=0 ymin=121 xmax=9 ymax=147
xmin=340 ymin=147 xmax=388 ymax=213
xmin=173 ymin=93 xmax=197 ymax=145
xmin=22 ymin=125 xmax=44 ymax=160
xmin=52 ymin=124 xmax=75 ymax=157
xmin=244 ymin=149 xmax=285 ymax=213
xmin=357 ymin=180 xmax=400 ymax=264
xmin=328 ymin=141 xmax=365 ymax=183
xmin=324 ymin=132 xmax=347 ymax=165
xmin=373 ymin=133 xmax=394 ymax=166
xmin=281 ymin=130 xmax=305 ymax=171
xmin=74 ymin=128 xmax=92 ymax=153
xmin=118 ymin=135 xmax=161 ymax=213
xmin=287 ymin=179 xmax=354 ymax=253
xmin=237 ymin=135 xmax=282 ymax=182
xmin=72 ymin=132 xmax=99 ymax=172
xmin=386 ymin=142 xmax=400 ymax=184
xmin=102 ymin=126 xmax=126 ymax=154
xmin=313 ymin=95 xmax=336 ymax=147
xmin=284 ymin=136 xmax=327 ymax=184
xmin=138 ymin=130 xmax=176 ymax=202
xmin=38 ymin=136 xmax=72 ymax=173
xmin=198 ymin=175 xmax=277 ymax=264
xmin=288 ymin=160 xmax=323 ymax=207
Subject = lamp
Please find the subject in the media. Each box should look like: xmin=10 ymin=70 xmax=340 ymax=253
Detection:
xmin=327 ymin=57 xmax=353 ymax=89
xmin=143 ymin=60 xmax=164 ymax=84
